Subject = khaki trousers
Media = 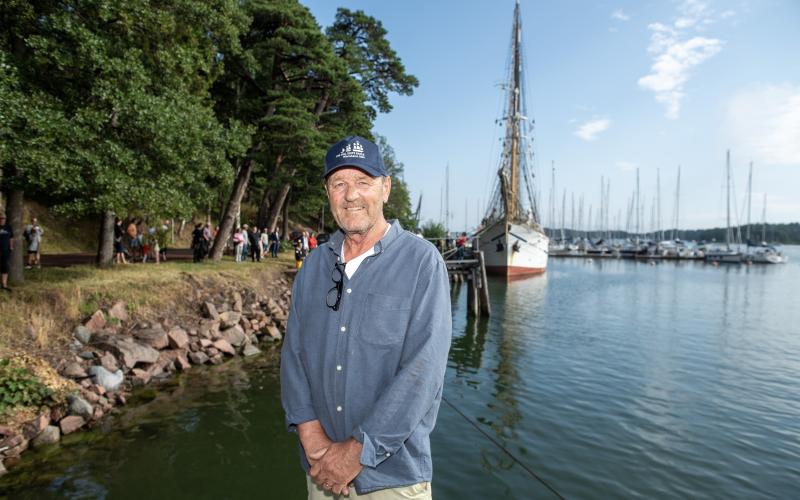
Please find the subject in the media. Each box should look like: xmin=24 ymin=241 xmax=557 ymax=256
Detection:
xmin=306 ymin=476 xmax=432 ymax=500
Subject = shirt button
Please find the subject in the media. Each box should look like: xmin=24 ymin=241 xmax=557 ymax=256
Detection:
xmin=385 ymin=453 xmax=391 ymax=457
xmin=336 ymin=365 xmax=342 ymax=371
xmin=336 ymin=406 xmax=342 ymax=412
xmin=346 ymin=288 xmax=352 ymax=294
xmin=340 ymin=326 xmax=346 ymax=332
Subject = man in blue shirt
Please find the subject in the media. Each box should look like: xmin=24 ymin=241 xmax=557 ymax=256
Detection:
xmin=281 ymin=136 xmax=452 ymax=498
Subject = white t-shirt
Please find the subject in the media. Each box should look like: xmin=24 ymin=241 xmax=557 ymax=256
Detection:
xmin=341 ymin=224 xmax=391 ymax=279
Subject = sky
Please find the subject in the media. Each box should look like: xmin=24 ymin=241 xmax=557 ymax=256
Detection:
xmin=300 ymin=0 xmax=800 ymax=231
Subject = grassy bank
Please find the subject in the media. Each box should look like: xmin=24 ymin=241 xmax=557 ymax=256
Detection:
xmin=0 ymin=257 xmax=294 ymax=361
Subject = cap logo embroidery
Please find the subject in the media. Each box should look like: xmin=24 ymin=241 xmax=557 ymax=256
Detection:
xmin=335 ymin=141 xmax=366 ymax=160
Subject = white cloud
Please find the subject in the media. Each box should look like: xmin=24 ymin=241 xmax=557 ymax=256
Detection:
xmin=575 ymin=118 xmax=611 ymax=141
xmin=638 ymin=1 xmax=723 ymax=119
xmin=726 ymin=83 xmax=800 ymax=165
xmin=616 ymin=161 xmax=638 ymax=172
xmin=611 ymin=9 xmax=630 ymax=21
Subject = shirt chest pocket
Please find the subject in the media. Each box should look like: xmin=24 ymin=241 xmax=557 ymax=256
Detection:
xmin=357 ymin=293 xmax=412 ymax=347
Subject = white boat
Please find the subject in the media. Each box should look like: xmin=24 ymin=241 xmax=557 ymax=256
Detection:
xmin=477 ymin=1 xmax=548 ymax=277
xmin=706 ymin=150 xmax=742 ymax=264
xmin=747 ymin=245 xmax=787 ymax=264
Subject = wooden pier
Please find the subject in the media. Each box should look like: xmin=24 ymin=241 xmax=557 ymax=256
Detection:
xmin=445 ymin=251 xmax=491 ymax=318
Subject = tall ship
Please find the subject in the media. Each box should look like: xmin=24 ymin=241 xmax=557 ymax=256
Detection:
xmin=478 ymin=1 xmax=549 ymax=276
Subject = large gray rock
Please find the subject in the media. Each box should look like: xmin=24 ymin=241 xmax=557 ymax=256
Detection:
xmin=88 ymin=365 xmax=124 ymax=392
xmin=167 ymin=327 xmax=189 ymax=349
xmin=59 ymin=416 xmax=85 ymax=435
xmin=220 ymin=325 xmax=246 ymax=347
xmin=32 ymin=426 xmax=61 ymax=448
xmin=188 ymin=351 xmax=209 ymax=365
xmin=218 ymin=311 xmax=241 ymax=329
xmin=73 ymin=325 xmax=92 ymax=344
xmin=68 ymin=394 xmax=94 ymax=419
xmin=63 ymin=362 xmax=88 ymax=379
xmin=265 ymin=325 xmax=283 ymax=340
xmin=212 ymin=339 xmax=236 ymax=356
xmin=133 ymin=328 xmax=169 ymax=350
xmin=92 ymin=335 xmax=160 ymax=369
xmin=204 ymin=302 xmax=219 ymax=320
xmin=100 ymin=352 xmax=119 ymax=372
xmin=242 ymin=344 xmax=261 ymax=357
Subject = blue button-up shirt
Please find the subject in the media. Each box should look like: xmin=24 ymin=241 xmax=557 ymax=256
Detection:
xmin=281 ymin=220 xmax=452 ymax=494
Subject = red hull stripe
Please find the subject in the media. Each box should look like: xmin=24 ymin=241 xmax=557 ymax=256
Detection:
xmin=485 ymin=265 xmax=546 ymax=276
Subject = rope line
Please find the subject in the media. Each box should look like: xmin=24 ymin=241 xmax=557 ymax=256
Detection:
xmin=442 ymin=395 xmax=567 ymax=500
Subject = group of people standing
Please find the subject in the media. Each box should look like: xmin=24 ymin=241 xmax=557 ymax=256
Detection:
xmin=0 ymin=214 xmax=45 ymax=292
xmin=114 ymin=217 xmax=170 ymax=265
xmin=230 ymin=226 xmax=319 ymax=267
xmin=231 ymin=225 xmax=280 ymax=263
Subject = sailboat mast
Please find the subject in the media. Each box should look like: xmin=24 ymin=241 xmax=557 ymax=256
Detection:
xmin=503 ymin=2 xmax=523 ymax=220
xmin=762 ymin=193 xmax=767 ymax=243
xmin=674 ymin=165 xmax=681 ymax=240
xmin=746 ymin=161 xmax=753 ymax=245
xmin=657 ymin=168 xmax=662 ymax=241
xmin=635 ymin=168 xmax=640 ymax=245
xmin=726 ymin=150 xmax=731 ymax=249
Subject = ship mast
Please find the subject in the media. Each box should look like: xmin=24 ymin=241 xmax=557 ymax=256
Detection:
xmin=502 ymin=1 xmax=523 ymax=220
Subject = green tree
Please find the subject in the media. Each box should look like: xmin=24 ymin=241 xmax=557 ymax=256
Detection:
xmin=326 ymin=8 xmax=419 ymax=120
xmin=1 ymin=0 xmax=250 ymax=267
xmin=375 ymin=135 xmax=414 ymax=229
xmin=422 ymin=221 xmax=446 ymax=239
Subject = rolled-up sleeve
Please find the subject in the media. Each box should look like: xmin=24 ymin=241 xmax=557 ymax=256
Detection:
xmin=352 ymin=256 xmax=452 ymax=467
xmin=280 ymin=269 xmax=317 ymax=432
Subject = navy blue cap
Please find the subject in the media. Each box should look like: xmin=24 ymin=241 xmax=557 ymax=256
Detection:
xmin=323 ymin=136 xmax=388 ymax=179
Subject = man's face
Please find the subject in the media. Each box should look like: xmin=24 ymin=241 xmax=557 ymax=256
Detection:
xmin=325 ymin=167 xmax=391 ymax=235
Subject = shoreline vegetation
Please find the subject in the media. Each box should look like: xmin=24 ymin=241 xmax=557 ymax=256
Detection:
xmin=0 ymin=257 xmax=294 ymax=478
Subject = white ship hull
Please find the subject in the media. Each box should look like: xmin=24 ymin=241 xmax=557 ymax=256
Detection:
xmin=478 ymin=219 xmax=549 ymax=277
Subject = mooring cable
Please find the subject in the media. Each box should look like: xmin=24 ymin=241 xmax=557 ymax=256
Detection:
xmin=441 ymin=395 xmax=567 ymax=500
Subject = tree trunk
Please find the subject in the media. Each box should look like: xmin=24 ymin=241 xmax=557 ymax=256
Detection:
xmin=6 ymin=189 xmax=25 ymax=284
xmin=96 ymin=210 xmax=115 ymax=268
xmin=267 ymin=182 xmax=292 ymax=234
xmin=282 ymin=193 xmax=290 ymax=239
xmin=209 ymin=158 xmax=255 ymax=261
xmin=256 ymin=187 xmax=272 ymax=230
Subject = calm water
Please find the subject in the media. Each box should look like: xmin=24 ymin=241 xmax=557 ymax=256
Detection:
xmin=3 ymin=247 xmax=799 ymax=499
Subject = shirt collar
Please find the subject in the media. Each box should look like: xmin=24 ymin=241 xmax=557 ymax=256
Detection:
xmin=328 ymin=219 xmax=403 ymax=261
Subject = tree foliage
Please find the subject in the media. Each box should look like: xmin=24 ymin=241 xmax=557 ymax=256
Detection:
xmin=1 ymin=0 xmax=418 ymax=253
xmin=1 ymin=0 xmax=250 ymax=218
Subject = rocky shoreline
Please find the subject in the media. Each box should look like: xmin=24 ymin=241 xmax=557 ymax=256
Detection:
xmin=0 ymin=271 xmax=293 ymax=476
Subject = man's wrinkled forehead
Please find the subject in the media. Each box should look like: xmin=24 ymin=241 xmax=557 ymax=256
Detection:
xmin=326 ymin=166 xmax=382 ymax=183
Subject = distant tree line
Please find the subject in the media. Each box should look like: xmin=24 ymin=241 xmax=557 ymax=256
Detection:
xmin=0 ymin=0 xmax=418 ymax=281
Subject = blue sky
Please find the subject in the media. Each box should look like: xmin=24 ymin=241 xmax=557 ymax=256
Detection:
xmin=301 ymin=0 xmax=800 ymax=231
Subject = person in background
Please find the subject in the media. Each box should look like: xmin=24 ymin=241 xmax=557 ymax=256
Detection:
xmin=127 ymin=219 xmax=139 ymax=262
xmin=145 ymin=226 xmax=160 ymax=264
xmin=241 ymin=224 xmax=250 ymax=259
xmin=308 ymin=232 xmax=318 ymax=251
xmin=23 ymin=217 xmax=44 ymax=269
xmin=157 ymin=220 xmax=170 ymax=261
xmin=0 ymin=214 xmax=13 ymax=291
xmin=292 ymin=232 xmax=306 ymax=269
xmin=260 ymin=227 xmax=270 ymax=260
xmin=249 ymin=225 xmax=262 ymax=262
xmin=191 ymin=223 xmax=205 ymax=263
xmin=114 ymin=217 xmax=128 ymax=264
xmin=201 ymin=223 xmax=212 ymax=260
xmin=233 ymin=227 xmax=245 ymax=262
xmin=455 ymin=231 xmax=467 ymax=260
xmin=269 ymin=228 xmax=280 ymax=258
